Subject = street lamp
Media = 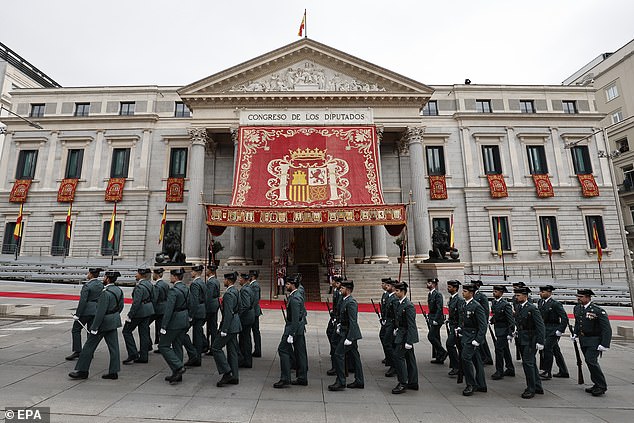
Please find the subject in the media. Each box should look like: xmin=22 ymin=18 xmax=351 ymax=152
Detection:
xmin=0 ymin=105 xmax=43 ymax=129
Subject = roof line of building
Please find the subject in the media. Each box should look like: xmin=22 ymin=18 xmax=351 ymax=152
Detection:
xmin=0 ymin=41 xmax=61 ymax=88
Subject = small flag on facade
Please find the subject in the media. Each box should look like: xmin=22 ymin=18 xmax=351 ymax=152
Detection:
xmin=13 ymin=203 xmax=23 ymax=240
xmin=546 ymin=224 xmax=552 ymax=257
xmin=497 ymin=218 xmax=503 ymax=257
xmin=450 ymin=213 xmax=455 ymax=249
xmin=592 ymin=223 xmax=602 ymax=263
xmin=298 ymin=9 xmax=306 ymax=37
xmin=108 ymin=203 xmax=117 ymax=243
xmin=159 ymin=204 xmax=167 ymax=244
xmin=66 ymin=203 xmax=72 ymax=240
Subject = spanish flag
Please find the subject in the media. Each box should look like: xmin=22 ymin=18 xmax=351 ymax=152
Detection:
xmin=450 ymin=213 xmax=455 ymax=249
xmin=108 ymin=202 xmax=117 ymax=243
xmin=65 ymin=203 xmax=72 ymax=241
xmin=545 ymin=224 xmax=552 ymax=257
xmin=158 ymin=204 xmax=167 ymax=244
xmin=13 ymin=203 xmax=23 ymax=240
xmin=496 ymin=218 xmax=503 ymax=258
xmin=592 ymin=223 xmax=603 ymax=263
xmin=298 ymin=9 xmax=306 ymax=37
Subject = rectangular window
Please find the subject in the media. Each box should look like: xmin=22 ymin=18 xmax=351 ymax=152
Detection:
xmin=520 ymin=100 xmax=535 ymax=113
xmin=585 ymin=215 xmax=607 ymax=249
xmin=622 ymin=165 xmax=634 ymax=191
xmin=74 ymin=103 xmax=90 ymax=117
xmin=482 ymin=145 xmax=502 ymax=174
xmin=606 ymin=85 xmax=619 ymax=101
xmin=162 ymin=221 xmax=183 ymax=251
xmin=30 ymin=104 xmax=45 ymax=118
xmin=101 ymin=221 xmax=122 ymax=256
xmin=110 ymin=148 xmax=130 ymax=178
xmin=15 ymin=150 xmax=38 ymax=180
xmin=562 ymin=100 xmax=577 ymax=114
xmin=2 ymin=222 xmax=22 ymax=254
xmin=174 ymin=102 xmax=191 ymax=117
xmin=119 ymin=102 xmax=135 ymax=116
xmin=617 ymin=138 xmax=629 ymax=153
xmin=169 ymin=148 xmax=188 ymax=178
xmin=51 ymin=222 xmax=69 ymax=256
xmin=65 ymin=149 xmax=84 ymax=179
xmin=526 ymin=145 xmax=548 ymax=174
xmin=432 ymin=218 xmax=450 ymax=236
xmin=425 ymin=146 xmax=445 ymax=175
xmin=491 ymin=216 xmax=511 ymax=251
xmin=539 ymin=216 xmax=560 ymax=251
xmin=421 ymin=100 xmax=438 ymax=116
xmin=476 ymin=99 xmax=492 ymax=113
xmin=571 ymin=145 xmax=592 ymax=175
xmin=612 ymin=110 xmax=624 ymax=124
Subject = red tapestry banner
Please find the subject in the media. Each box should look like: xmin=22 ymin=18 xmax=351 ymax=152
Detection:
xmin=577 ymin=174 xmax=599 ymax=197
xmin=232 ymin=126 xmax=385 ymax=207
xmin=9 ymin=179 xmax=32 ymax=203
xmin=57 ymin=178 xmax=79 ymax=202
xmin=532 ymin=174 xmax=554 ymax=198
xmin=105 ymin=177 xmax=126 ymax=202
xmin=205 ymin=204 xmax=406 ymax=228
xmin=486 ymin=174 xmax=508 ymax=198
xmin=166 ymin=177 xmax=185 ymax=202
xmin=429 ymin=175 xmax=448 ymax=200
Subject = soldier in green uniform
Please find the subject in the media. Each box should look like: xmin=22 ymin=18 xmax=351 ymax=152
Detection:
xmin=158 ymin=268 xmax=189 ymax=384
xmin=69 ymin=270 xmax=124 ymax=380
xmin=538 ymin=285 xmax=569 ymax=379
xmin=122 ymin=268 xmax=155 ymax=364
xmin=446 ymin=280 xmax=464 ymax=377
xmin=187 ymin=264 xmax=207 ymax=364
xmin=382 ymin=278 xmax=399 ymax=378
xmin=326 ymin=275 xmax=343 ymax=376
xmin=204 ymin=264 xmax=221 ymax=355
xmin=66 ymin=267 xmax=104 ymax=361
xmin=151 ymin=268 xmax=168 ymax=353
xmin=237 ymin=273 xmax=255 ymax=368
xmin=573 ymin=288 xmax=612 ymax=396
xmin=249 ymin=270 xmax=263 ymax=358
xmin=328 ymin=280 xmax=364 ymax=391
xmin=458 ymin=283 xmax=488 ymax=396
xmin=213 ymin=272 xmax=242 ymax=387
xmin=490 ymin=285 xmax=515 ymax=379
xmin=514 ymin=286 xmax=545 ymax=398
xmin=427 ymin=278 xmax=447 ymax=364
xmin=274 ymin=275 xmax=308 ymax=388
xmin=473 ymin=280 xmax=494 ymax=365
xmin=391 ymin=281 xmax=419 ymax=394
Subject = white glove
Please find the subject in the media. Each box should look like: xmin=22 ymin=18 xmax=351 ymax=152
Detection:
xmin=72 ymin=314 xmax=79 ymax=321
xmin=344 ymin=339 xmax=352 ymax=346
xmin=287 ymin=335 xmax=294 ymax=344
xmin=160 ymin=328 xmax=167 ymax=335
xmin=90 ymin=330 xmax=98 ymax=335
xmin=188 ymin=317 xmax=193 ymax=322
xmin=125 ymin=316 xmax=131 ymax=323
xmin=393 ymin=329 xmax=398 ymax=336
xmin=220 ymin=331 xmax=227 ymax=337
xmin=432 ymin=320 xmax=438 ymax=326
xmin=555 ymin=330 xmax=563 ymax=337
xmin=597 ymin=345 xmax=609 ymax=352
xmin=570 ymin=334 xmax=578 ymax=342
xmin=536 ymin=343 xmax=544 ymax=351
xmin=471 ymin=340 xmax=480 ymax=347
xmin=405 ymin=343 xmax=413 ymax=350
xmin=507 ymin=335 xmax=513 ymax=341
xmin=336 ymin=323 xmax=341 ymax=335
xmin=380 ymin=320 xmax=385 ymax=326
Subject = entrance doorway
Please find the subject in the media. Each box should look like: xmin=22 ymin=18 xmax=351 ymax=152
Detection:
xmin=293 ymin=228 xmax=322 ymax=264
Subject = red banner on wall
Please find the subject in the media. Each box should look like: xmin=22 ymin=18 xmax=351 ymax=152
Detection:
xmin=577 ymin=174 xmax=599 ymax=197
xmin=429 ymin=175 xmax=448 ymax=200
xmin=9 ymin=180 xmax=32 ymax=203
xmin=486 ymin=174 xmax=508 ymax=198
xmin=166 ymin=177 xmax=185 ymax=202
xmin=532 ymin=174 xmax=554 ymax=198
xmin=105 ymin=178 xmax=126 ymax=202
xmin=57 ymin=178 xmax=79 ymax=202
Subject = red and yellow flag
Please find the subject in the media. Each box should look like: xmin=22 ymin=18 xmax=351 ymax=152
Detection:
xmin=13 ymin=203 xmax=23 ymax=240
xmin=546 ymin=224 xmax=552 ymax=257
xmin=592 ymin=223 xmax=603 ymax=263
xmin=107 ymin=203 xmax=117 ymax=243
xmin=450 ymin=213 xmax=455 ymax=249
xmin=496 ymin=218 xmax=503 ymax=258
xmin=298 ymin=10 xmax=306 ymax=37
xmin=65 ymin=203 xmax=72 ymax=240
xmin=158 ymin=204 xmax=167 ymax=244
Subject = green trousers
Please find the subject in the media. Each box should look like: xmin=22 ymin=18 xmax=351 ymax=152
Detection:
xmin=159 ymin=327 xmax=186 ymax=372
xmin=75 ymin=329 xmax=120 ymax=374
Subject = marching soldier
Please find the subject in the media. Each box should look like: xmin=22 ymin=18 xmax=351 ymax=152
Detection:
xmin=187 ymin=264 xmax=207 ymax=364
xmin=122 ymin=268 xmax=155 ymax=364
xmin=382 ymin=278 xmax=399 ymax=378
xmin=391 ymin=281 xmax=419 ymax=394
xmin=69 ymin=270 xmax=124 ymax=380
xmin=238 ymin=272 xmax=255 ymax=368
xmin=213 ymin=272 xmax=242 ymax=387
xmin=158 ymin=268 xmax=189 ymax=384
xmin=151 ymin=268 xmax=168 ymax=353
xmin=328 ymin=280 xmax=364 ymax=391
xmin=326 ymin=275 xmax=343 ymax=376
xmin=274 ymin=275 xmax=308 ymax=388
xmin=249 ymin=270 xmax=263 ymax=358
xmin=446 ymin=280 xmax=464 ymax=377
xmin=473 ymin=280 xmax=494 ymax=365
xmin=204 ymin=264 xmax=221 ymax=355
xmin=538 ymin=285 xmax=569 ymax=379
xmin=573 ymin=288 xmax=612 ymax=396
xmin=66 ymin=267 xmax=103 ymax=361
xmin=514 ymin=286 xmax=545 ymax=399
xmin=458 ymin=283 xmax=488 ymax=396
xmin=490 ymin=285 xmax=515 ymax=379
xmin=427 ymin=278 xmax=447 ymax=364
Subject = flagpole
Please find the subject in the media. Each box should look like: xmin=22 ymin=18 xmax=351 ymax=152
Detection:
xmin=304 ymin=9 xmax=307 ymax=38
xmin=548 ymin=253 xmax=554 ymax=279
xmin=110 ymin=202 xmax=116 ymax=266
xmin=501 ymin=250 xmax=507 ymax=281
xmin=15 ymin=205 xmax=23 ymax=261
xmin=598 ymin=260 xmax=604 ymax=286
xmin=64 ymin=202 xmax=72 ymax=259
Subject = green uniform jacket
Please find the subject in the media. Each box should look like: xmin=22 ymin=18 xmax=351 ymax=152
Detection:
xmin=205 ymin=276 xmax=221 ymax=314
xmin=128 ymin=279 xmax=154 ymax=319
xmin=538 ymin=298 xmax=568 ymax=336
xmin=338 ymin=295 xmax=362 ymax=341
xmin=239 ymin=283 xmax=255 ymax=326
xmin=332 ymin=288 xmax=342 ymax=315
xmin=515 ymin=302 xmax=545 ymax=346
xmin=459 ymin=299 xmax=487 ymax=344
xmin=573 ymin=302 xmax=612 ymax=348
xmin=76 ymin=278 xmax=104 ymax=317
xmin=283 ymin=289 xmax=307 ymax=337
xmin=491 ymin=297 xmax=515 ymax=333
xmin=90 ymin=284 xmax=124 ymax=332
xmin=189 ymin=277 xmax=207 ymax=319
xmin=474 ymin=290 xmax=490 ymax=317
xmin=220 ymin=286 xmax=242 ymax=334
xmin=162 ymin=282 xmax=189 ymax=331
xmin=383 ymin=293 xmax=398 ymax=331
xmin=394 ymin=297 xmax=419 ymax=344
xmin=447 ymin=293 xmax=465 ymax=329
xmin=152 ymin=279 xmax=170 ymax=315
xmin=251 ymin=280 xmax=263 ymax=316
xmin=427 ymin=289 xmax=445 ymax=323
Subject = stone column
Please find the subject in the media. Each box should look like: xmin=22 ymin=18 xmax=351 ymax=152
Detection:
xmin=370 ymin=226 xmax=390 ymax=263
xmin=331 ymin=226 xmax=343 ymax=263
xmin=44 ymin=131 xmax=58 ymax=189
xmin=184 ymin=127 xmax=206 ymax=262
xmin=226 ymin=128 xmax=247 ymax=264
xmin=405 ymin=126 xmax=430 ymax=260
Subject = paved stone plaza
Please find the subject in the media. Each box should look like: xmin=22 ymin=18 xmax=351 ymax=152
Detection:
xmin=0 ymin=281 xmax=633 ymax=423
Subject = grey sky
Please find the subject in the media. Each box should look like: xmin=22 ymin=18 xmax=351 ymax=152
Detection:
xmin=2 ymin=0 xmax=633 ymax=88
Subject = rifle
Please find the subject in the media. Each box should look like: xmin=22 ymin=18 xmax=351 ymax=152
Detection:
xmin=454 ymin=327 xmax=464 ymax=384
xmin=569 ymin=324 xmax=584 ymax=385
xmin=418 ymin=301 xmax=436 ymax=358
xmin=370 ymin=299 xmax=382 ymax=322
xmin=280 ymin=305 xmax=287 ymax=323
xmin=488 ymin=323 xmax=498 ymax=344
